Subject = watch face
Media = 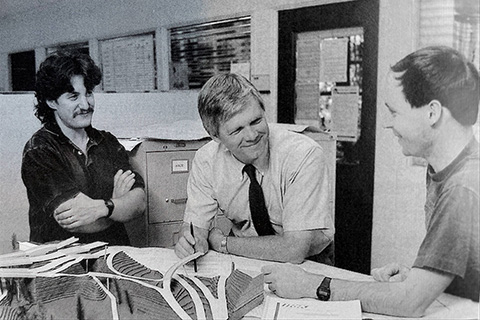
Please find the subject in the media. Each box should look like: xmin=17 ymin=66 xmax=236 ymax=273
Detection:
xmin=316 ymin=277 xmax=331 ymax=301
xmin=316 ymin=288 xmax=330 ymax=301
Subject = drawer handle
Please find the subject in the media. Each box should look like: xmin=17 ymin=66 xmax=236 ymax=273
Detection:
xmin=166 ymin=198 xmax=188 ymax=204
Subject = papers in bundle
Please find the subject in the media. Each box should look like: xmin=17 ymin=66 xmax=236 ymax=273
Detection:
xmin=262 ymin=293 xmax=362 ymax=320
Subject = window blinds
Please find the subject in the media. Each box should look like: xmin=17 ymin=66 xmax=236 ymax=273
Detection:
xmin=170 ymin=16 xmax=251 ymax=89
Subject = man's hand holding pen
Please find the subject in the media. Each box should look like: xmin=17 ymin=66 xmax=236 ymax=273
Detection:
xmin=174 ymin=222 xmax=208 ymax=259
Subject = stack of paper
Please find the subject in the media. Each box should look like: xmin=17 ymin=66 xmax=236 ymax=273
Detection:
xmin=262 ymin=293 xmax=362 ymax=320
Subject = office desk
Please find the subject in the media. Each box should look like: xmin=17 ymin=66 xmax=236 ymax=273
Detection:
xmin=115 ymin=246 xmax=479 ymax=320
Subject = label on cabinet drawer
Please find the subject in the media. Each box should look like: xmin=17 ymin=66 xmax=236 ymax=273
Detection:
xmin=171 ymin=159 xmax=189 ymax=173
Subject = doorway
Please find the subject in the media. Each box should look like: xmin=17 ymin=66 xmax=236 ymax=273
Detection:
xmin=10 ymin=51 xmax=36 ymax=92
xmin=278 ymin=0 xmax=379 ymax=274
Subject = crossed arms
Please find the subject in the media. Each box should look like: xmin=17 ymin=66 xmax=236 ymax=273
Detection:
xmin=54 ymin=169 xmax=145 ymax=233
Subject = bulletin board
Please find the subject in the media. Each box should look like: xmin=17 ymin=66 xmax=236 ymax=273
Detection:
xmin=100 ymin=33 xmax=156 ymax=92
xmin=294 ymin=27 xmax=363 ymax=143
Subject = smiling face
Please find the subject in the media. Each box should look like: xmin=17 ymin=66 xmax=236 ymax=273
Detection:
xmin=47 ymin=75 xmax=95 ymax=133
xmin=384 ymin=75 xmax=434 ymax=158
xmin=213 ymin=96 xmax=269 ymax=166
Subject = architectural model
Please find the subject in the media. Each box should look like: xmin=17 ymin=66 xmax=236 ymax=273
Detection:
xmin=0 ymin=238 xmax=264 ymax=319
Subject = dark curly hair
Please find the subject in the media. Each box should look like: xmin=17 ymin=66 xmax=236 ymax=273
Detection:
xmin=34 ymin=50 xmax=102 ymax=124
xmin=391 ymin=46 xmax=479 ymax=126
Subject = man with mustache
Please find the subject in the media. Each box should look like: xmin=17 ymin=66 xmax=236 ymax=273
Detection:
xmin=263 ymin=46 xmax=479 ymax=316
xmin=21 ymin=51 xmax=145 ymax=245
xmin=175 ymin=73 xmax=334 ymax=264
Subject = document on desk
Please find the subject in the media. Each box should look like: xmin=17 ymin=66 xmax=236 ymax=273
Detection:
xmin=181 ymin=250 xmax=234 ymax=277
xmin=262 ymin=293 xmax=362 ymax=320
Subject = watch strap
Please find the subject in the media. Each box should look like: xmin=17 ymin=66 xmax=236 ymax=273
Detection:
xmin=104 ymin=199 xmax=115 ymax=218
xmin=220 ymin=236 xmax=228 ymax=254
xmin=316 ymin=276 xmax=332 ymax=301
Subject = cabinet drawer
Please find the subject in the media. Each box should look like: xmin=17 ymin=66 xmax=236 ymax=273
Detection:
xmin=148 ymin=222 xmax=182 ymax=248
xmin=146 ymin=150 xmax=196 ymax=223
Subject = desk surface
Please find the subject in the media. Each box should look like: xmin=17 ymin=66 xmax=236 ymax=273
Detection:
xmin=116 ymin=246 xmax=479 ymax=320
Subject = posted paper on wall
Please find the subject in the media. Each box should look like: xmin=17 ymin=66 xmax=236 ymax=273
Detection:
xmin=331 ymin=85 xmax=360 ymax=141
xmin=319 ymin=38 xmax=348 ymax=83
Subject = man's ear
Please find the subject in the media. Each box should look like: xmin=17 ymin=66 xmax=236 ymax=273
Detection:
xmin=46 ymin=100 xmax=58 ymax=110
xmin=427 ymin=100 xmax=443 ymax=126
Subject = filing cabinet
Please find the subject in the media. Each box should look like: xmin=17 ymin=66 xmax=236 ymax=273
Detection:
xmin=126 ymin=138 xmax=210 ymax=247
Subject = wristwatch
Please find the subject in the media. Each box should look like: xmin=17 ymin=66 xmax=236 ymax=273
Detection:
xmin=104 ymin=199 xmax=115 ymax=218
xmin=219 ymin=236 xmax=228 ymax=254
xmin=316 ymin=277 xmax=332 ymax=301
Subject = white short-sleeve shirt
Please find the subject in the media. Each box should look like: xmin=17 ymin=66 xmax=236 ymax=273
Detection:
xmin=184 ymin=124 xmax=334 ymax=251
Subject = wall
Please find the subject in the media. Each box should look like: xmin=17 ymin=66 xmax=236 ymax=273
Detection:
xmin=371 ymin=0 xmax=427 ymax=268
xmin=0 ymin=0 xmax=461 ymax=272
xmin=0 ymin=95 xmax=40 ymax=243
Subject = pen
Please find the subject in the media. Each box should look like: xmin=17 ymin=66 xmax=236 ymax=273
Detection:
xmin=190 ymin=222 xmax=198 ymax=272
xmin=273 ymin=302 xmax=280 ymax=320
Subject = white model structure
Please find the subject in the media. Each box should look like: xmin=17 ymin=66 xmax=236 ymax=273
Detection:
xmin=0 ymin=238 xmax=263 ymax=319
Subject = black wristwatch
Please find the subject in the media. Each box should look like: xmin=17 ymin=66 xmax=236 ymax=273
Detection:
xmin=104 ymin=199 xmax=115 ymax=218
xmin=316 ymin=277 xmax=332 ymax=301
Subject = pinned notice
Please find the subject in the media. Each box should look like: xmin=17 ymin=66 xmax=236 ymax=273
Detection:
xmin=319 ymin=38 xmax=348 ymax=83
xmin=331 ymin=86 xmax=361 ymax=142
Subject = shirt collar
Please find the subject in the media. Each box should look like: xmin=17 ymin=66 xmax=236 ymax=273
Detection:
xmin=43 ymin=121 xmax=103 ymax=146
xmin=217 ymin=143 xmax=263 ymax=181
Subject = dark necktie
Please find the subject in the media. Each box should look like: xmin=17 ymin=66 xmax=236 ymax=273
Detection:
xmin=243 ymin=164 xmax=275 ymax=236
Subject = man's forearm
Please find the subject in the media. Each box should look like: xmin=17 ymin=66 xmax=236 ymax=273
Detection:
xmin=108 ymin=188 xmax=146 ymax=222
xmin=226 ymin=232 xmax=312 ymax=263
xmin=330 ymin=267 xmax=453 ymax=317
xmin=275 ymin=272 xmax=433 ymax=317
xmin=331 ymin=279 xmax=423 ymax=317
xmin=69 ymin=218 xmax=112 ymax=233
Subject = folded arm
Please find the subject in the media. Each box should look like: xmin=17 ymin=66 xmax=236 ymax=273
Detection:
xmin=54 ymin=186 xmax=145 ymax=233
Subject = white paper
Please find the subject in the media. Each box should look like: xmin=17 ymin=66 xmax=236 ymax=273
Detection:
xmin=101 ymin=34 xmax=155 ymax=92
xmin=262 ymin=293 xmax=361 ymax=320
xmin=181 ymin=251 xmax=234 ymax=277
xmin=112 ymin=119 xmax=209 ymax=141
xmin=320 ymin=38 xmax=348 ymax=83
xmin=117 ymin=138 xmax=144 ymax=151
xmin=331 ymin=86 xmax=360 ymax=141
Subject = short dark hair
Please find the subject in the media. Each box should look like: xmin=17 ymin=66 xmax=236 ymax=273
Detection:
xmin=391 ymin=46 xmax=479 ymax=126
xmin=197 ymin=73 xmax=265 ymax=137
xmin=34 ymin=51 xmax=102 ymax=124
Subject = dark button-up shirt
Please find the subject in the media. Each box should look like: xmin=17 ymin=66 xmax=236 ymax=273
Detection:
xmin=21 ymin=122 xmax=145 ymax=245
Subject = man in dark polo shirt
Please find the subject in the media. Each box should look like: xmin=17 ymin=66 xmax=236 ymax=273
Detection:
xmin=21 ymin=51 xmax=145 ymax=245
